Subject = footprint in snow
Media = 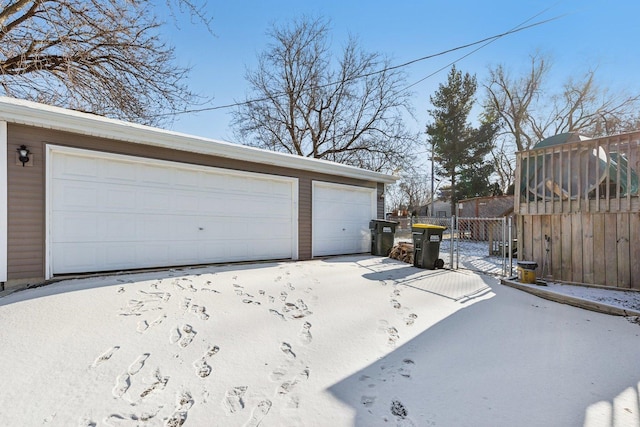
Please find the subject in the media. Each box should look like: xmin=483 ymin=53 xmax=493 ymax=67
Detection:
xmin=178 ymin=325 xmax=196 ymax=348
xmin=243 ymin=400 xmax=272 ymax=427
xmin=269 ymin=309 xmax=286 ymax=321
xmin=277 ymin=365 xmax=310 ymax=397
xmin=391 ymin=399 xmax=408 ymax=419
xmin=169 ymin=327 xmax=181 ymax=345
xmin=387 ymin=327 xmax=399 ymax=346
xmin=128 ymin=353 xmax=150 ymax=376
xmin=91 ymin=346 xmax=120 ymax=368
xmin=190 ymin=304 xmax=209 ymax=320
xmin=150 ymin=314 xmax=166 ymax=327
xmin=404 ymin=313 xmax=418 ymax=326
xmin=223 ymin=386 xmax=247 ymax=414
xmin=136 ymin=320 xmax=149 ymax=333
xmin=280 ymin=342 xmax=296 ymax=359
xmin=269 ymin=366 xmax=288 ymax=382
xmin=112 ymin=373 xmax=131 ymax=398
xmin=139 ymin=368 xmax=169 ymax=399
xmin=193 ymin=345 xmax=220 ymax=378
xmin=165 ymin=390 xmax=194 ymax=427
xmin=78 ymin=416 xmax=97 ymax=427
xmin=179 ymin=297 xmax=191 ymax=311
xmin=361 ymin=395 xmax=376 ymax=408
xmin=299 ymin=322 xmax=312 ymax=344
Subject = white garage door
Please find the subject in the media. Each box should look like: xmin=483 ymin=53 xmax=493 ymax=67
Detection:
xmin=312 ymin=181 xmax=376 ymax=256
xmin=48 ymin=147 xmax=297 ymax=275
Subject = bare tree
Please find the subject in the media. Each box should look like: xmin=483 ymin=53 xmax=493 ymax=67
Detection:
xmin=484 ymin=53 xmax=549 ymax=152
xmin=231 ymin=16 xmax=415 ymax=172
xmin=396 ymin=174 xmax=432 ymax=215
xmin=483 ymin=53 xmax=640 ymax=193
xmin=533 ymin=72 xmax=640 ymax=139
xmin=0 ymin=0 xmax=211 ymax=125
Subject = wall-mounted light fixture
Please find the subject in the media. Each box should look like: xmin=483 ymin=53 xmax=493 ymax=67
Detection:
xmin=17 ymin=145 xmax=30 ymax=167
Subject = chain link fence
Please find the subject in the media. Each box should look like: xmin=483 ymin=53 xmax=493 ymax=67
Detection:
xmin=394 ymin=216 xmax=514 ymax=277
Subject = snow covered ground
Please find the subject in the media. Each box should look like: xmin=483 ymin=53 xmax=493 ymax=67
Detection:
xmin=1 ymin=255 xmax=639 ymax=426
xmin=396 ymin=236 xmax=640 ymax=314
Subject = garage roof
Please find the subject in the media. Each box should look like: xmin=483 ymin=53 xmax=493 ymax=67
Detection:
xmin=0 ymin=97 xmax=397 ymax=184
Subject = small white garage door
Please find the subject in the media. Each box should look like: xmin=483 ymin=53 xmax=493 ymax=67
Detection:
xmin=312 ymin=181 xmax=376 ymax=256
xmin=48 ymin=147 xmax=297 ymax=275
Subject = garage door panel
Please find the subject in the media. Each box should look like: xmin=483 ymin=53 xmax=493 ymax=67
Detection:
xmin=172 ymin=169 xmax=199 ymax=188
xmin=312 ymin=182 xmax=375 ymax=257
xmin=106 ymin=187 xmax=138 ymax=210
xmin=139 ymin=164 xmax=172 ymax=186
xmin=171 ymin=243 xmax=201 ymax=264
xmin=57 ymin=183 xmax=99 ymax=209
xmin=103 ymin=160 xmax=137 ymax=183
xmin=50 ymin=149 xmax=296 ymax=275
xmin=162 ymin=191 xmax=201 ymax=214
xmin=106 ymin=245 xmax=138 ymax=268
xmin=53 ymin=243 xmax=100 ymax=272
xmin=53 ymin=154 xmax=99 ymax=179
xmin=51 ymin=213 xmax=96 ymax=241
xmin=200 ymin=172 xmax=228 ymax=191
xmin=138 ymin=243 xmax=170 ymax=264
xmin=106 ymin=217 xmax=137 ymax=240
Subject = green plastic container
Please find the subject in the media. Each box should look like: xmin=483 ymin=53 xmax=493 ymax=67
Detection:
xmin=369 ymin=219 xmax=398 ymax=256
xmin=412 ymin=224 xmax=446 ymax=269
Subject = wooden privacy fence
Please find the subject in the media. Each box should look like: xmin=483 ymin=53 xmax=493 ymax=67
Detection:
xmin=515 ymin=131 xmax=640 ymax=289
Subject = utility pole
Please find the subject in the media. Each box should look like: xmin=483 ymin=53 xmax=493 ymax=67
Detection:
xmin=430 ymin=140 xmax=435 ymax=218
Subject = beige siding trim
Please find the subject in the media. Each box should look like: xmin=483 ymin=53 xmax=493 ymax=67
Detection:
xmin=0 ymin=121 xmax=7 ymax=282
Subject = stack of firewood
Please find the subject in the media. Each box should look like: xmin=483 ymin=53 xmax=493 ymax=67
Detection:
xmin=389 ymin=242 xmax=413 ymax=264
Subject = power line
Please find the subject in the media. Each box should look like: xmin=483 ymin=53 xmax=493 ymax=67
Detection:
xmin=154 ymin=14 xmax=564 ymax=118
xmin=406 ymin=3 xmax=563 ymax=91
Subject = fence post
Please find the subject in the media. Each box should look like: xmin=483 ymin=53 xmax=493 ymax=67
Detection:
xmin=508 ymin=216 xmax=513 ymax=277
xmin=450 ymin=215 xmax=457 ymax=270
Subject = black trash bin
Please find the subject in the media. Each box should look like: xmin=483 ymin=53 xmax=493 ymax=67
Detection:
xmin=412 ymin=224 xmax=446 ymax=269
xmin=369 ymin=219 xmax=398 ymax=256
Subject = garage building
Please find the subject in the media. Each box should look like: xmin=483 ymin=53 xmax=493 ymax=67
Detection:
xmin=1 ymin=97 xmax=396 ymax=290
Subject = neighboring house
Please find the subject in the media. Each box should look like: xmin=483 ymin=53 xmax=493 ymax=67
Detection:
xmin=515 ymin=131 xmax=640 ymax=289
xmin=417 ymin=201 xmax=450 ymax=218
xmin=1 ymin=97 xmax=396 ymax=290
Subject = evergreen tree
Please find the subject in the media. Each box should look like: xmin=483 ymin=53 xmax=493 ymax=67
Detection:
xmin=426 ymin=66 xmax=498 ymax=215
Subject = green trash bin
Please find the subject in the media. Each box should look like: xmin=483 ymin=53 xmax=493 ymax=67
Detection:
xmin=412 ymin=224 xmax=446 ymax=269
xmin=369 ymin=219 xmax=398 ymax=256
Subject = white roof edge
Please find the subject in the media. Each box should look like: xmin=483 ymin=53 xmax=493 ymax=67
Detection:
xmin=0 ymin=97 xmax=398 ymax=184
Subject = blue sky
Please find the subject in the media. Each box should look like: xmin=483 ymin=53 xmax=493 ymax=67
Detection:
xmin=157 ymin=1 xmax=640 ymax=144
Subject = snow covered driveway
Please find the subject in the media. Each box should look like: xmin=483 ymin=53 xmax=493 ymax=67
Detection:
xmin=0 ymin=256 xmax=638 ymax=426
